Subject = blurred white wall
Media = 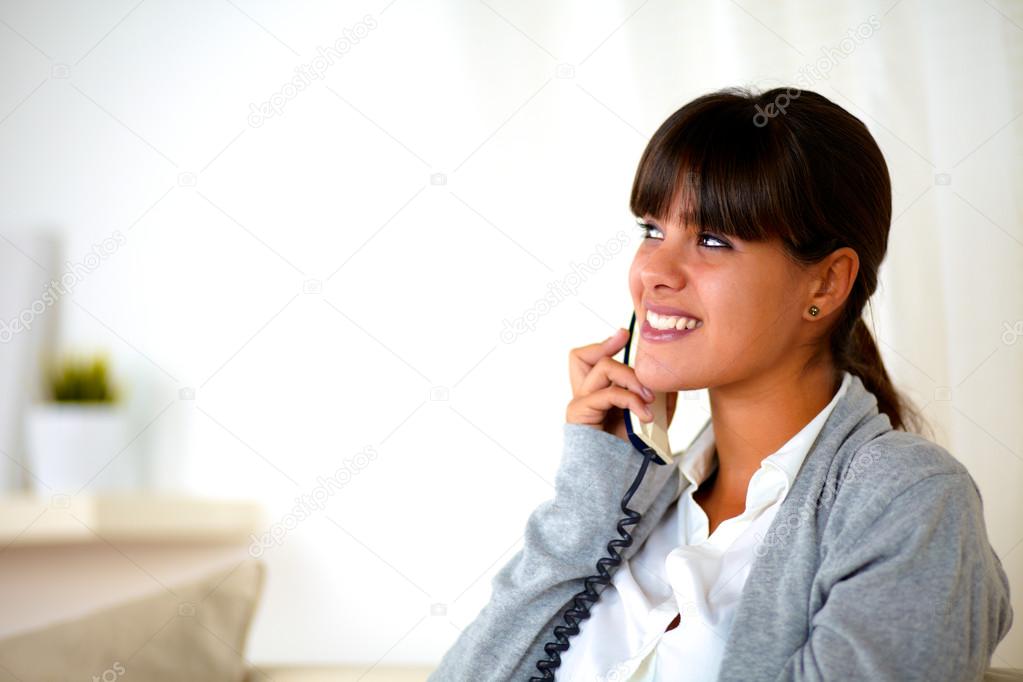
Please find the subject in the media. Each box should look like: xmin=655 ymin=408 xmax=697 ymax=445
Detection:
xmin=0 ymin=0 xmax=1020 ymax=669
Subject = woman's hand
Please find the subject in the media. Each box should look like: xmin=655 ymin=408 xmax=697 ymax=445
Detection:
xmin=566 ymin=328 xmax=677 ymax=442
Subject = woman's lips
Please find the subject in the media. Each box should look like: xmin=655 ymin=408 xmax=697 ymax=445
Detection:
xmin=640 ymin=318 xmax=701 ymax=342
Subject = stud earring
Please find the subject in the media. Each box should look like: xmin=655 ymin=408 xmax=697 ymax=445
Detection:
xmin=808 ymin=305 xmax=820 ymax=317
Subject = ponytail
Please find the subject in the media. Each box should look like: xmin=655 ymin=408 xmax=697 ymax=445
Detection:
xmin=833 ymin=308 xmax=932 ymax=438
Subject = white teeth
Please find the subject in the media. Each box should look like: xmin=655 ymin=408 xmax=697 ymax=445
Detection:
xmin=648 ymin=311 xmax=702 ymax=331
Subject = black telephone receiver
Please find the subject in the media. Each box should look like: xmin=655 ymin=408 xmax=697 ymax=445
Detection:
xmin=621 ymin=310 xmax=674 ymax=466
xmin=529 ymin=310 xmax=676 ymax=681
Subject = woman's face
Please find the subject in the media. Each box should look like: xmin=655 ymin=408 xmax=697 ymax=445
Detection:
xmin=628 ymin=210 xmax=812 ymax=393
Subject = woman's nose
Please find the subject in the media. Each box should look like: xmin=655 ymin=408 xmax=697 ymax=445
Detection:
xmin=639 ymin=243 xmax=688 ymax=291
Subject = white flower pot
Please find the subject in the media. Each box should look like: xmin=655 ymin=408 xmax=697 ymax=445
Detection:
xmin=24 ymin=403 xmax=134 ymax=494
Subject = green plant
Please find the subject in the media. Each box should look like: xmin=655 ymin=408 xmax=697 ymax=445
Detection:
xmin=45 ymin=352 xmax=118 ymax=403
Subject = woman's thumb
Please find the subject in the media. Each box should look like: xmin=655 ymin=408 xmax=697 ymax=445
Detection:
xmin=604 ymin=328 xmax=627 ymax=344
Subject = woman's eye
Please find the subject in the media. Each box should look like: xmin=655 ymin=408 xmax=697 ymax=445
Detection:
xmin=697 ymin=233 xmax=731 ymax=249
xmin=636 ymin=222 xmax=664 ymax=240
xmin=635 ymin=221 xmax=731 ymax=249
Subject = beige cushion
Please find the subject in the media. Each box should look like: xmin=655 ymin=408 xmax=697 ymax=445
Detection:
xmin=246 ymin=666 xmax=434 ymax=682
xmin=0 ymin=558 xmax=264 ymax=682
xmin=986 ymin=669 xmax=1023 ymax=681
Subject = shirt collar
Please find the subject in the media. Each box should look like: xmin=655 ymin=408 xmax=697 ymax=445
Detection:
xmin=675 ymin=370 xmax=853 ymax=497
xmin=676 ymin=417 xmax=716 ymax=493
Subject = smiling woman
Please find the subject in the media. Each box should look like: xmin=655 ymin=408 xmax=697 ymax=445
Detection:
xmin=428 ymin=87 xmax=1014 ymax=682
xmin=624 ymin=87 xmax=918 ymax=434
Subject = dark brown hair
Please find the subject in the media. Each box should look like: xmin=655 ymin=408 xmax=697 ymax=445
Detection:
xmin=630 ymin=86 xmax=929 ymax=436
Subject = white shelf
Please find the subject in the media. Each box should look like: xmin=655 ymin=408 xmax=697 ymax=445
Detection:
xmin=0 ymin=492 xmax=264 ymax=546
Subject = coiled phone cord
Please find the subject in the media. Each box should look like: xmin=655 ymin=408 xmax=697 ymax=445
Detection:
xmin=528 ymin=445 xmax=659 ymax=681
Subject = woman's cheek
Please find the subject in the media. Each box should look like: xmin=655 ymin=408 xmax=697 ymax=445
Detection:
xmin=628 ymin=275 xmax=645 ymax=309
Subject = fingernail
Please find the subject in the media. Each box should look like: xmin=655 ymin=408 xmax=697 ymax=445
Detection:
xmin=642 ymin=406 xmax=652 ymax=418
xmin=641 ymin=386 xmax=653 ymax=400
xmin=605 ymin=329 xmax=624 ymax=342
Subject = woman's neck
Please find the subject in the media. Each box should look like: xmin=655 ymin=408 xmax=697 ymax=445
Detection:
xmin=705 ymin=364 xmax=841 ymax=502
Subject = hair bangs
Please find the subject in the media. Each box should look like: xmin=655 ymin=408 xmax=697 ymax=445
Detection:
xmin=629 ymin=92 xmax=802 ymax=246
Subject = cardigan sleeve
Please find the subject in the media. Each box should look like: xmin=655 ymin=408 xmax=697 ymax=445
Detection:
xmin=427 ymin=423 xmax=676 ymax=682
xmin=778 ymin=470 xmax=1014 ymax=682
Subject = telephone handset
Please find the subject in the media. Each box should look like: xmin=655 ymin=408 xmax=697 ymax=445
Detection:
xmin=621 ymin=310 xmax=673 ymax=466
xmin=529 ymin=311 xmax=675 ymax=681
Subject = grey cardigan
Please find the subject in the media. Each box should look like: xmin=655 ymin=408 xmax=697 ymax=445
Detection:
xmin=429 ymin=373 xmax=1014 ymax=681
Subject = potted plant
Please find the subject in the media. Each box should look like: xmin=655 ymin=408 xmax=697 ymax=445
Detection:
xmin=24 ymin=351 xmax=133 ymax=494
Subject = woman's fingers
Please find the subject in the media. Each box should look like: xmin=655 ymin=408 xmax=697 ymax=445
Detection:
xmin=566 ymin=326 xmax=665 ymax=434
xmin=568 ymin=328 xmax=629 ymax=397
xmin=578 ymin=355 xmax=654 ymax=404
xmin=566 ymin=385 xmax=654 ymax=426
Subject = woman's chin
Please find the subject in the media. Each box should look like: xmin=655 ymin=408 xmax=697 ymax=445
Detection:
xmin=636 ymin=366 xmax=691 ymax=393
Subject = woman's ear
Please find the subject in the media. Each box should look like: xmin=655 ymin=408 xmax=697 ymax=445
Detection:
xmin=809 ymin=247 xmax=859 ymax=315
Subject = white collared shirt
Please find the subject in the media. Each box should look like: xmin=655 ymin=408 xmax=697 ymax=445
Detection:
xmin=557 ymin=370 xmax=853 ymax=682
